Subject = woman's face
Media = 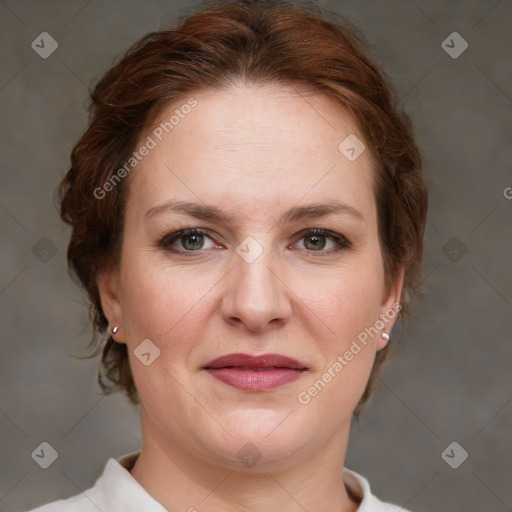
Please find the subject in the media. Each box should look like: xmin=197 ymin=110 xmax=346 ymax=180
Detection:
xmin=99 ymin=83 xmax=402 ymax=469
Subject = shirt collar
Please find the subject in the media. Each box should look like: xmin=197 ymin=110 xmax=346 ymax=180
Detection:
xmin=94 ymin=451 xmax=385 ymax=511
xmin=97 ymin=451 xmax=167 ymax=511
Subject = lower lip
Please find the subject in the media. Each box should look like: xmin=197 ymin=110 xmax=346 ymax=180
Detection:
xmin=205 ymin=368 xmax=306 ymax=391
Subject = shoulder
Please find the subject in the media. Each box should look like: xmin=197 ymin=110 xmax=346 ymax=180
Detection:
xmin=27 ymin=457 xmax=413 ymax=512
xmin=23 ymin=473 xmax=107 ymax=512
xmin=343 ymin=468 xmax=414 ymax=512
xmin=24 ymin=492 xmax=98 ymax=512
xmin=24 ymin=452 xmax=143 ymax=512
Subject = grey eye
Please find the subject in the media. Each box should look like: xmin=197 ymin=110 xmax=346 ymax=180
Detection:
xmin=181 ymin=233 xmax=205 ymax=250
xmin=303 ymin=234 xmax=327 ymax=250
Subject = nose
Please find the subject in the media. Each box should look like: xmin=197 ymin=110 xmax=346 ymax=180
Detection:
xmin=220 ymin=248 xmax=292 ymax=333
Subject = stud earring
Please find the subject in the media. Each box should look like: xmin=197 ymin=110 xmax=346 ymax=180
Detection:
xmin=111 ymin=326 xmax=119 ymax=335
xmin=381 ymin=332 xmax=390 ymax=341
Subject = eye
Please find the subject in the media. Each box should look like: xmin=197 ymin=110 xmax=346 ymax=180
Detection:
xmin=160 ymin=229 xmax=219 ymax=253
xmin=293 ymin=229 xmax=351 ymax=253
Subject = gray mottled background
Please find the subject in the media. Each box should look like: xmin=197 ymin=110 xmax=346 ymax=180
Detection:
xmin=1 ymin=1 xmax=511 ymax=511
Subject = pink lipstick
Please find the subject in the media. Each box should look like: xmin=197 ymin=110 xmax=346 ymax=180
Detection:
xmin=203 ymin=353 xmax=308 ymax=391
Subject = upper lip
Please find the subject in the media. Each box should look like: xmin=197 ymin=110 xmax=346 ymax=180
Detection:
xmin=203 ymin=353 xmax=308 ymax=370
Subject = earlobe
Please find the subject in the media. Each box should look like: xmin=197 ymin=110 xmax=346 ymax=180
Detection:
xmin=377 ymin=267 xmax=405 ymax=350
xmin=97 ymin=268 xmax=124 ymax=343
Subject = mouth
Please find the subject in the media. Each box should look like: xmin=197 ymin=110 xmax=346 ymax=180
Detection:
xmin=203 ymin=353 xmax=308 ymax=391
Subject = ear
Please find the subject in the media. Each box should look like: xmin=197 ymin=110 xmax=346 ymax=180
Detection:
xmin=376 ymin=266 xmax=405 ymax=351
xmin=97 ymin=267 xmax=125 ymax=344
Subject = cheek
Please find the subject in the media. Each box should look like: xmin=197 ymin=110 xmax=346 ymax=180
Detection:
xmin=291 ymin=263 xmax=384 ymax=406
xmin=119 ymin=253 xmax=220 ymax=342
xmin=294 ymin=261 xmax=384 ymax=343
xmin=118 ymin=258 xmax=220 ymax=414
xmin=117 ymin=254 xmax=228 ymax=415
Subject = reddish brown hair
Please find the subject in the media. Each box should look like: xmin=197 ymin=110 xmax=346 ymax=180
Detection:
xmin=60 ymin=0 xmax=427 ymax=409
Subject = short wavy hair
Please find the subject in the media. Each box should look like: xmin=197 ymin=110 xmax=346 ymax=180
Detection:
xmin=60 ymin=0 xmax=428 ymax=410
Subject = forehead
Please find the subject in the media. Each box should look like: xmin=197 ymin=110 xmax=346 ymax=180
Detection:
xmin=127 ymin=84 xmax=375 ymax=223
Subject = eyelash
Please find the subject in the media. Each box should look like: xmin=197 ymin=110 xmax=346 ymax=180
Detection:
xmin=159 ymin=228 xmax=352 ymax=256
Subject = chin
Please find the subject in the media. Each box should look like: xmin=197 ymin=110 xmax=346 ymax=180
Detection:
xmin=206 ymin=435 xmax=308 ymax=472
xmin=198 ymin=407 xmax=320 ymax=470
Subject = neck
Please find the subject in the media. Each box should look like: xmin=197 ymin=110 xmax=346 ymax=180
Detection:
xmin=129 ymin=407 xmax=359 ymax=512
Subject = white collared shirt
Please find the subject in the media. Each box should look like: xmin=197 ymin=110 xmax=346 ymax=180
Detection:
xmin=27 ymin=451 xmax=412 ymax=511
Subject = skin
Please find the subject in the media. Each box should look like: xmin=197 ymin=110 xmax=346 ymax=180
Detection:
xmin=98 ymin=83 xmax=403 ymax=512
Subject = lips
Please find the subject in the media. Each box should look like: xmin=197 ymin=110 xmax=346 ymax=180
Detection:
xmin=203 ymin=353 xmax=308 ymax=391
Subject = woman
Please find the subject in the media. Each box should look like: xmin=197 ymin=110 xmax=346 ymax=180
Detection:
xmin=28 ymin=0 xmax=427 ymax=510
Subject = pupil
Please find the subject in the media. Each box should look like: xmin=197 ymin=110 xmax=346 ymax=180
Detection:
xmin=183 ymin=234 xmax=203 ymax=250
xmin=306 ymin=235 xmax=325 ymax=250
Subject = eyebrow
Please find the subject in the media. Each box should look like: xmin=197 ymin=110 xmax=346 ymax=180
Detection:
xmin=145 ymin=199 xmax=365 ymax=225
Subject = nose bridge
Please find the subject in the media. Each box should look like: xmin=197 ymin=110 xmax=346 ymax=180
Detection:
xmin=237 ymin=250 xmax=276 ymax=297
xmin=222 ymin=241 xmax=291 ymax=330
